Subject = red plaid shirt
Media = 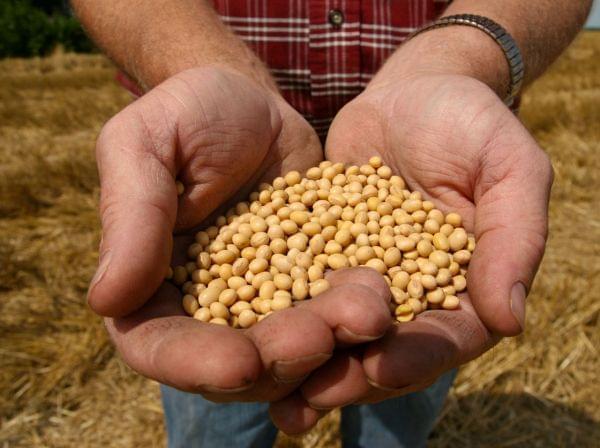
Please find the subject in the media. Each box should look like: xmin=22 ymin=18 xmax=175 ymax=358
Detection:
xmin=212 ymin=0 xmax=449 ymax=136
xmin=118 ymin=1 xmax=450 ymax=136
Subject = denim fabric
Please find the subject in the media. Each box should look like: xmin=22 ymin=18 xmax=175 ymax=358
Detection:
xmin=161 ymin=369 xmax=456 ymax=448
xmin=340 ymin=370 xmax=457 ymax=448
xmin=160 ymin=393 xmax=278 ymax=448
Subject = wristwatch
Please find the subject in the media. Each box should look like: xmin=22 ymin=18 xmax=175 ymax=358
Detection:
xmin=410 ymin=14 xmax=524 ymax=107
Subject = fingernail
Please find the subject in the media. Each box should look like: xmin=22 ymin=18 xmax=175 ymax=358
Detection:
xmin=366 ymin=377 xmax=404 ymax=392
xmin=272 ymin=373 xmax=309 ymax=385
xmin=335 ymin=325 xmax=381 ymax=343
xmin=200 ymin=382 xmax=255 ymax=394
xmin=88 ymin=249 xmax=112 ymax=296
xmin=271 ymin=353 xmax=331 ymax=383
xmin=306 ymin=403 xmax=337 ymax=411
xmin=510 ymin=282 xmax=527 ymax=331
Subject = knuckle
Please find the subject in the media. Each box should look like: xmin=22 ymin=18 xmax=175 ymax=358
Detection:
xmin=541 ymin=154 xmax=555 ymax=188
xmin=332 ymin=284 xmax=388 ymax=317
xmin=528 ymin=146 xmax=554 ymax=188
xmin=526 ymin=229 xmax=548 ymax=260
xmin=96 ymin=113 xmax=125 ymax=153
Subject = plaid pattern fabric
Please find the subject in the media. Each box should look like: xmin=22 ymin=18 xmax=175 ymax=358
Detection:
xmin=212 ymin=0 xmax=450 ymax=136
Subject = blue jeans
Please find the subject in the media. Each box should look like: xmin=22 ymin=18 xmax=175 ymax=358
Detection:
xmin=161 ymin=369 xmax=456 ymax=448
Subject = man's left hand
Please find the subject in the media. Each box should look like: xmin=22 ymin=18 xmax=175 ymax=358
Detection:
xmin=269 ymin=72 xmax=553 ymax=434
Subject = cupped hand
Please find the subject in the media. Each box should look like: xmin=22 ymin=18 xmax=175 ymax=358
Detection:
xmin=88 ymin=66 xmax=322 ymax=317
xmin=270 ymin=74 xmax=553 ymax=433
xmin=87 ymin=67 xmax=394 ymax=407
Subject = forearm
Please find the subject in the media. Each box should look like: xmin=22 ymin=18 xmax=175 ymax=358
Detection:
xmin=71 ymin=0 xmax=277 ymax=92
xmin=371 ymin=0 xmax=592 ymax=97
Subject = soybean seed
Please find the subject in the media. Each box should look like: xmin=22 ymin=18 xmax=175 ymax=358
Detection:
xmin=193 ymin=307 xmax=211 ymax=322
xmin=177 ymin=160 xmax=474 ymax=328
xmin=182 ymin=294 xmax=199 ymax=315
xmin=309 ymin=279 xmax=330 ymax=297
xmin=238 ymin=309 xmax=257 ymax=328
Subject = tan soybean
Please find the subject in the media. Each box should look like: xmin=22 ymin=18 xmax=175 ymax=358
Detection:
xmin=176 ymin=159 xmax=475 ymax=327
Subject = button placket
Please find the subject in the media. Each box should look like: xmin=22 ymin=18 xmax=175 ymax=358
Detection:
xmin=308 ymin=1 xmax=361 ymax=133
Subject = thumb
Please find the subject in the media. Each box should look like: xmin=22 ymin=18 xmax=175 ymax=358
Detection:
xmin=88 ymin=104 xmax=177 ymax=318
xmin=469 ymin=133 xmax=554 ymax=336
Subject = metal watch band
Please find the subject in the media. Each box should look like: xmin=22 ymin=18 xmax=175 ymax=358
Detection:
xmin=410 ymin=14 xmax=524 ymax=107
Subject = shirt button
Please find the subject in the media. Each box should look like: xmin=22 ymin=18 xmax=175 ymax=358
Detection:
xmin=328 ymin=9 xmax=344 ymax=27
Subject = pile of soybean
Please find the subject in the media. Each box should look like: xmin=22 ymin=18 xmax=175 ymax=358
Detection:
xmin=168 ymin=157 xmax=475 ymax=328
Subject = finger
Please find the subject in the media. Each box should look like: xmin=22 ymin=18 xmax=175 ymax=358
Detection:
xmin=300 ymin=351 xmax=370 ymax=410
xmin=298 ymin=296 xmax=494 ymax=408
xmin=89 ymin=99 xmax=178 ymax=317
xmin=105 ymin=282 xmax=262 ymax=394
xmin=296 ymin=351 xmax=438 ymax=409
xmin=238 ymin=269 xmax=390 ymax=393
xmin=470 ymin=127 xmax=553 ymax=335
xmin=297 ymin=344 xmax=439 ymax=409
xmin=245 ymin=308 xmax=334 ymax=383
xmin=300 ymin=267 xmax=393 ymax=345
xmin=300 ymin=353 xmax=435 ymax=408
xmin=362 ymin=295 xmax=495 ymax=390
xmin=235 ymin=269 xmax=391 ymax=401
xmin=203 ymin=307 xmax=335 ymax=403
xmin=269 ymin=391 xmax=326 ymax=436
xmin=326 ymin=266 xmax=390 ymax=299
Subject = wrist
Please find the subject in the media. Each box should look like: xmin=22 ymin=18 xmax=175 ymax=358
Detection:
xmin=189 ymin=63 xmax=280 ymax=95
xmin=133 ymin=53 xmax=280 ymax=96
xmin=367 ymin=26 xmax=509 ymax=99
xmin=180 ymin=65 xmax=300 ymax=132
xmin=128 ymin=24 xmax=279 ymax=95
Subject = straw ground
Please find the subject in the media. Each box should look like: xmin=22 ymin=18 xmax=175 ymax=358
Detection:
xmin=0 ymin=32 xmax=598 ymax=448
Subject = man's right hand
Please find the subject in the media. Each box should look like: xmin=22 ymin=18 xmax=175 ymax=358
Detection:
xmin=87 ymin=68 xmax=394 ymax=417
xmin=88 ymin=66 xmax=322 ymax=317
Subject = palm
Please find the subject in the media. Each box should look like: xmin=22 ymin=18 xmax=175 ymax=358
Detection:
xmin=140 ymin=69 xmax=322 ymax=229
xmin=328 ymin=75 xmax=521 ymax=228
xmin=278 ymin=74 xmax=553 ymax=418
xmin=328 ymin=73 xmax=553 ymax=329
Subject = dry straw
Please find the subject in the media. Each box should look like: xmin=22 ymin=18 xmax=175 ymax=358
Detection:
xmin=1 ymin=33 xmax=599 ymax=447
